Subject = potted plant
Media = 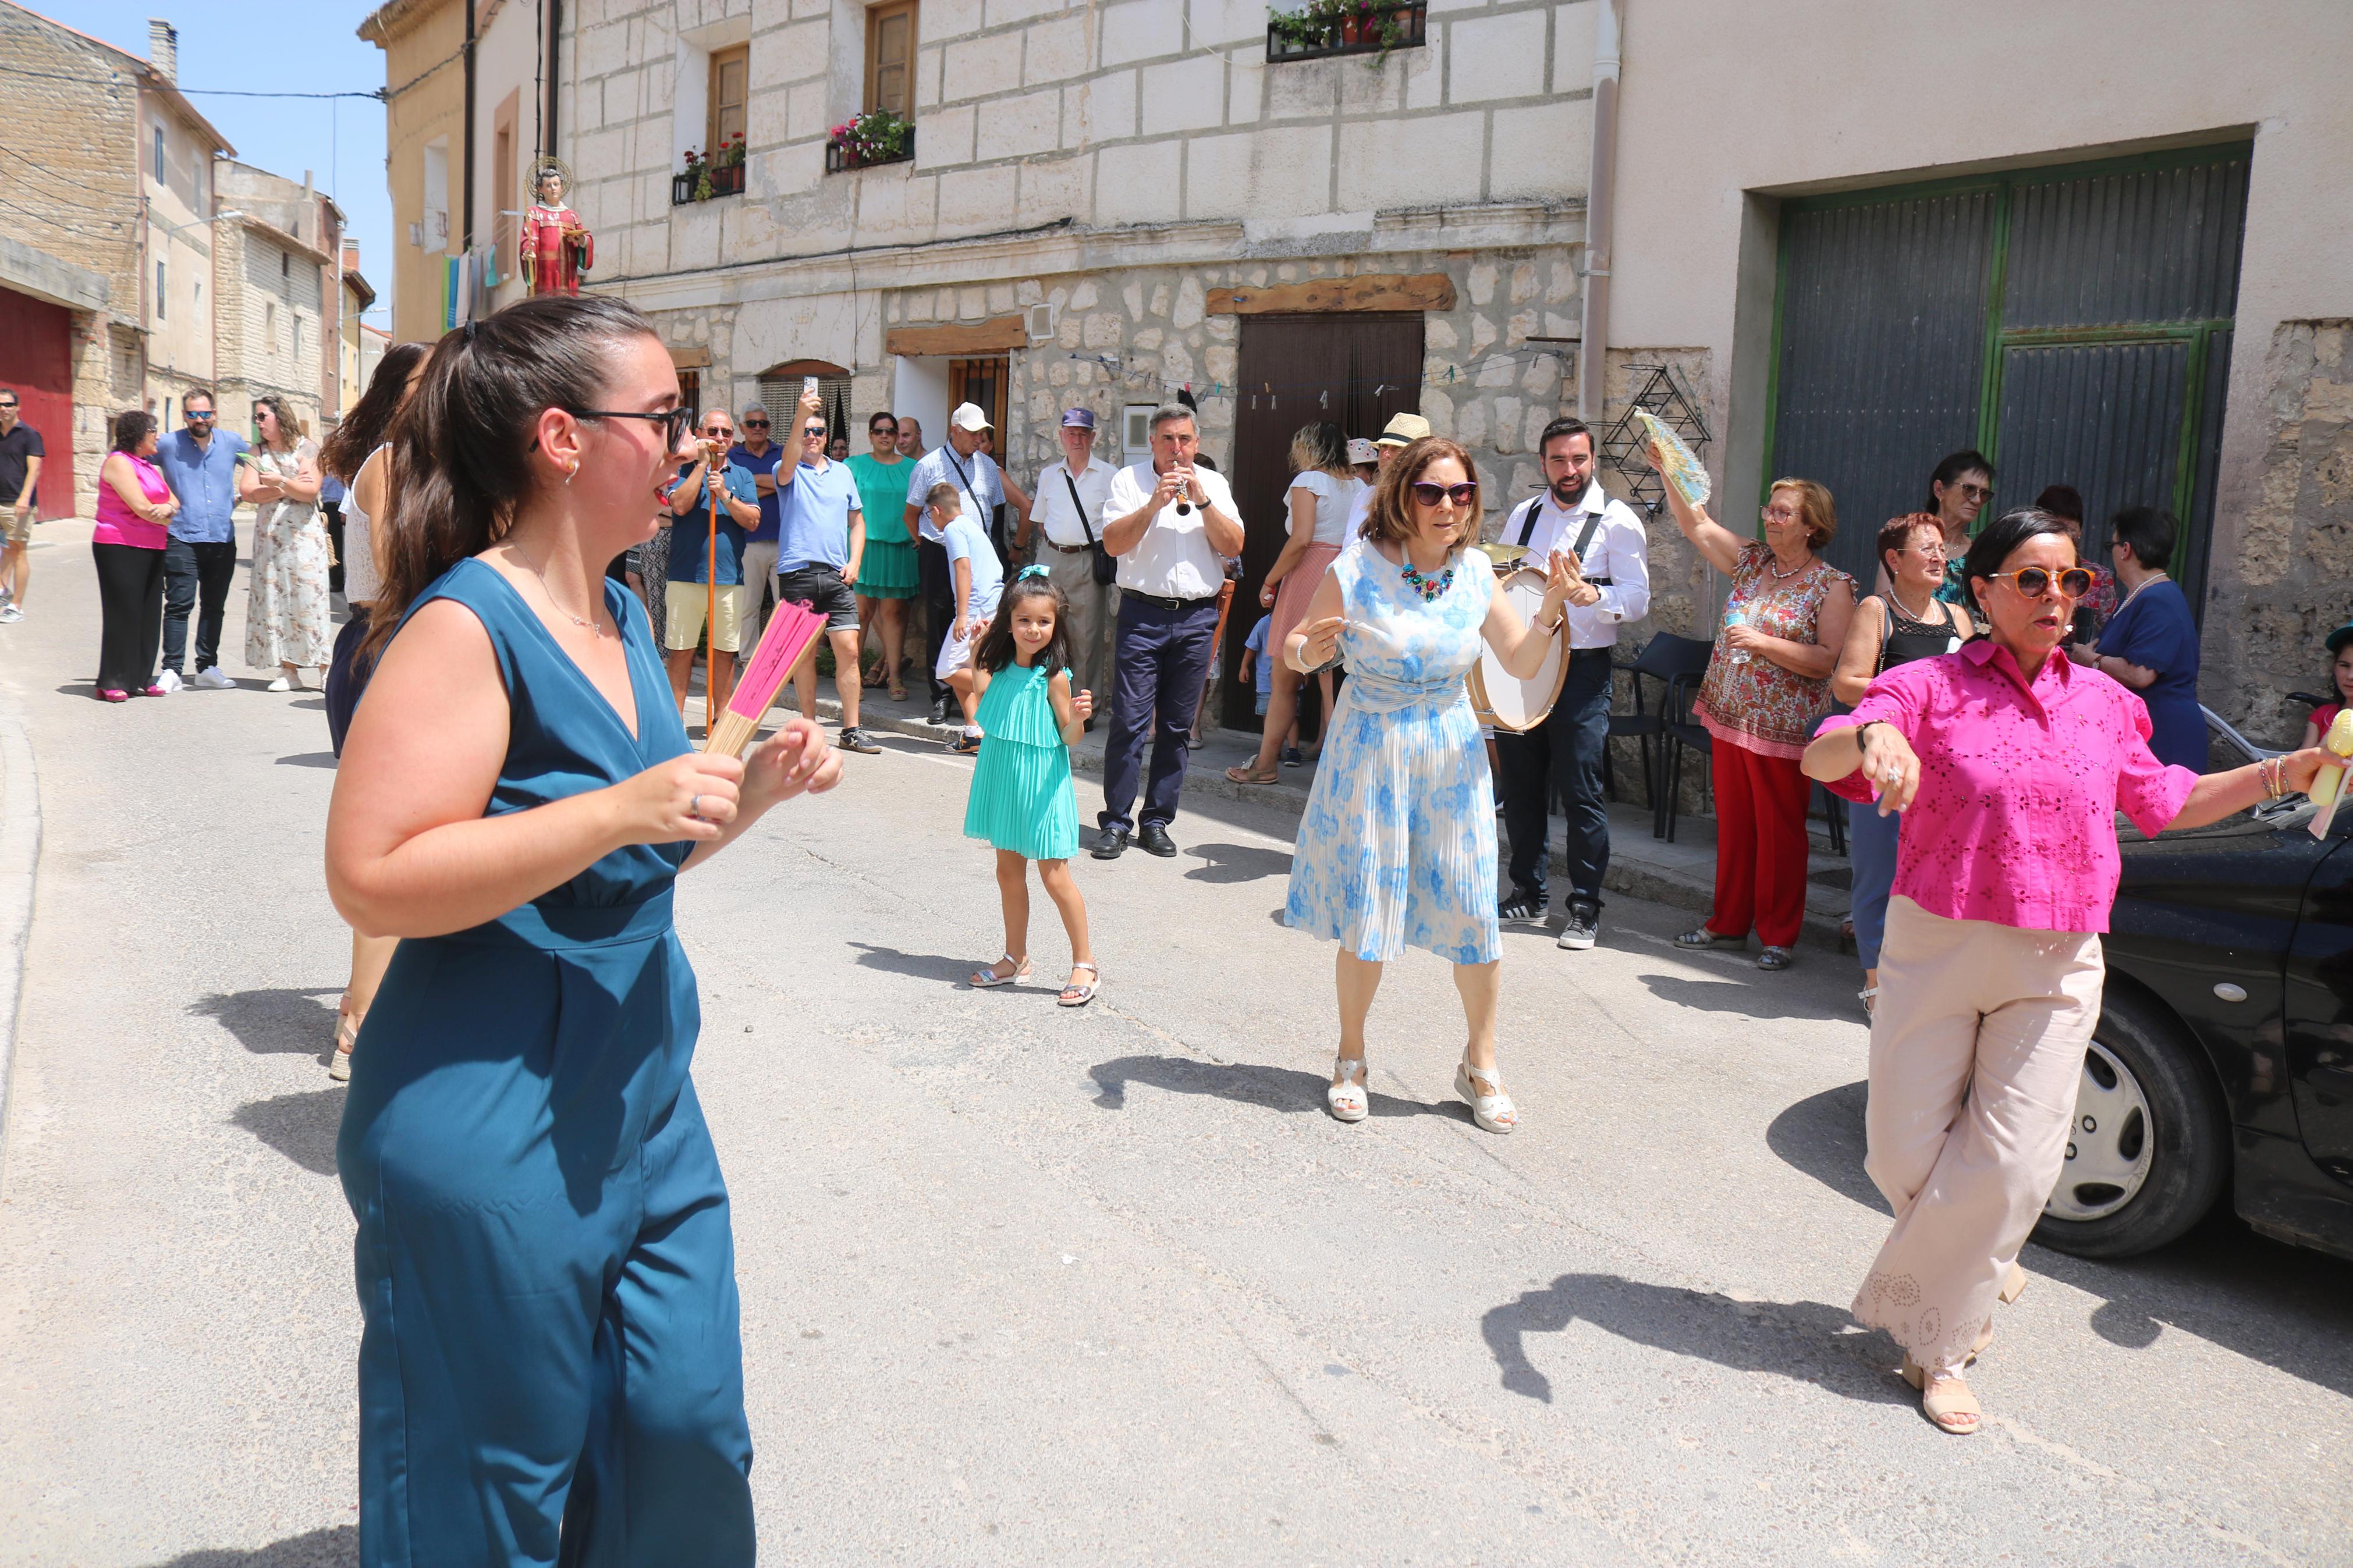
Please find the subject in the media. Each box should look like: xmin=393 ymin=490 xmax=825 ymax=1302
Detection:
xmin=716 ymin=131 xmax=746 ymax=171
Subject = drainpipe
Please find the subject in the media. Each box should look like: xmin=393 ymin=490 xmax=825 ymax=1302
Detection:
xmin=545 ymin=0 xmax=562 ymax=158
xmin=462 ymin=0 xmax=478 ymax=252
xmin=1577 ymin=0 xmax=1621 ymax=424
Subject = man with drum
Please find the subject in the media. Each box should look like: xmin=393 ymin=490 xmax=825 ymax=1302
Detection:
xmin=1493 ymin=417 xmax=1652 ymax=950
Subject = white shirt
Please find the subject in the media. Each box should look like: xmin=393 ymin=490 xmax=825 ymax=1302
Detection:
xmin=1345 ymin=483 xmax=1375 ymax=542
xmin=1287 ymin=469 xmax=1364 ymax=547
xmin=1104 ymin=460 xmax=1237 ymax=600
xmin=1028 ymin=456 xmax=1118 ymax=549
xmin=1499 ymin=482 xmax=1652 ymax=649
xmin=905 ymin=443 xmax=1005 ymax=543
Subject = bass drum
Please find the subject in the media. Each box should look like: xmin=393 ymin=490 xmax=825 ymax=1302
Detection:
xmin=1467 ymin=566 xmax=1567 ymax=733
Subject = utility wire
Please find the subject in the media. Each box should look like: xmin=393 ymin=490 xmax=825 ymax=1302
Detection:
xmin=0 ymin=42 xmax=462 ymax=103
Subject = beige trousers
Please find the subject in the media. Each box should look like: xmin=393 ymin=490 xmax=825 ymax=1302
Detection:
xmin=1039 ymin=543 xmax=1119 ymax=709
xmin=1852 ymin=895 xmax=2103 ymax=1372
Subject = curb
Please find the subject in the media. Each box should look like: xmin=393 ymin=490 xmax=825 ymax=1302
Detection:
xmin=0 ymin=712 xmax=41 ymax=1198
xmin=801 ymin=696 xmax=1850 ymax=951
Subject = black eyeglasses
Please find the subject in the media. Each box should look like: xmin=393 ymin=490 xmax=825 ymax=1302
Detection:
xmin=741 ymin=418 xmax=771 ymax=429
xmin=1410 ymin=481 xmax=1478 ymax=507
xmin=567 ymin=405 xmax=695 ymax=449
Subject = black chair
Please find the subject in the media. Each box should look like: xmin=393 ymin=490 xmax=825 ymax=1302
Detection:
xmin=1630 ymin=634 xmax=1717 ymax=841
xmin=1603 ymin=638 xmax=1664 ymax=806
xmin=1817 ymin=782 xmax=1848 ymax=858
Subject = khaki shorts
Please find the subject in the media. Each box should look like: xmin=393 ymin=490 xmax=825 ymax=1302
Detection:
xmin=2 ymin=506 xmax=28 ymax=547
xmin=664 ymin=581 xmax=750 ymax=653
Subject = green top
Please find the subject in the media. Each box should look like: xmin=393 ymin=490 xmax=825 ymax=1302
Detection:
xmin=845 ymin=451 xmax=914 ymax=548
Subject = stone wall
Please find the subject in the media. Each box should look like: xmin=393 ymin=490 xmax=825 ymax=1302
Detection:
xmin=2209 ymin=320 xmax=2353 ymax=745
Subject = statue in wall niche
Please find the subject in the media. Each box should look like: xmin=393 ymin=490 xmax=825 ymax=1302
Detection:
xmin=520 ymin=157 xmax=592 ymax=297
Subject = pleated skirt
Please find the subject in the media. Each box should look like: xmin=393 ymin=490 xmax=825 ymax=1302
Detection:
xmin=1284 ymin=689 xmax=1500 ymax=965
xmin=964 ymin=737 xmax=1082 ymax=861
xmin=860 ymin=539 xmax=920 ymax=599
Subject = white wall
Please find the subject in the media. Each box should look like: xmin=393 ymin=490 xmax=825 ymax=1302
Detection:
xmin=890 ymin=356 xmax=950 ymax=456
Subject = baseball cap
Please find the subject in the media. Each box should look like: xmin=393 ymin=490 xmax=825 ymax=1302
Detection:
xmin=1346 ymin=437 xmax=1378 ymax=465
xmin=2327 ymin=621 xmax=2353 ymax=656
xmin=1375 ymin=413 xmax=1431 ymax=448
xmin=1060 ymin=407 xmax=1096 ymax=430
xmin=949 ymin=401 xmax=992 ymax=432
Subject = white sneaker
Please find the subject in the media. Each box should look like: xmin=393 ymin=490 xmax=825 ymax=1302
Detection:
xmin=0 ymin=605 xmax=21 ymax=624
xmin=156 ymin=667 xmax=184 ymax=694
xmin=266 ymin=675 xmax=292 ymax=692
xmin=192 ymin=666 xmax=235 ymax=689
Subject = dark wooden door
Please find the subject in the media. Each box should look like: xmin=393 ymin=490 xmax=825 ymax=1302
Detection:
xmin=1225 ymin=313 xmax=1422 ymax=732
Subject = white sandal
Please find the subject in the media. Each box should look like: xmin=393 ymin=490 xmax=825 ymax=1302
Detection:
xmin=1057 ymin=961 xmax=1099 ymax=1008
xmin=967 ymin=952 xmax=1031 ymax=988
xmin=1858 ymin=984 xmax=1879 ymax=1017
xmin=1327 ymin=1055 xmax=1368 ymax=1122
xmin=1455 ymin=1056 xmax=1517 ymax=1134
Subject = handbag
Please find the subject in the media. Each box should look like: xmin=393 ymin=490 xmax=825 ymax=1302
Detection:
xmin=1064 ymin=469 xmax=1118 ymax=586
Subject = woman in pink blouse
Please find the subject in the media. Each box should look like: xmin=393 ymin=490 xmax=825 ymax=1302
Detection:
xmin=1801 ymin=507 xmax=2329 ymax=1435
xmin=91 ymin=410 xmax=178 ymax=701
xmin=1654 ymin=465 xmax=1855 ymax=970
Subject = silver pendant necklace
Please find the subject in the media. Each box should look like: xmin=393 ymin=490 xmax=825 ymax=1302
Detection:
xmin=513 ymin=538 xmax=594 ymax=630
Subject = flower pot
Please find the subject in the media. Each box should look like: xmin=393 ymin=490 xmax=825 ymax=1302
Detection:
xmin=1339 ymin=17 xmax=1361 ymax=42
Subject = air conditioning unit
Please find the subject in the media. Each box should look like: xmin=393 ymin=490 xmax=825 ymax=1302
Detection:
xmin=1025 ymin=303 xmax=1055 ymax=341
xmin=406 ymin=222 xmax=422 ymax=248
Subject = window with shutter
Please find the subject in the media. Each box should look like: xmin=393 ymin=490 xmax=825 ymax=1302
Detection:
xmin=707 ymin=45 xmax=749 ymax=157
xmin=866 ymin=2 xmax=915 ymax=118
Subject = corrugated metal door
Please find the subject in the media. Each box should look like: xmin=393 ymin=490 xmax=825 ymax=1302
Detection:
xmin=1769 ymin=144 xmax=2249 ymax=611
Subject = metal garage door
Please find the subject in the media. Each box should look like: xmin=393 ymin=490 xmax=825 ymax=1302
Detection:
xmin=1767 ymin=144 xmax=2249 ymax=615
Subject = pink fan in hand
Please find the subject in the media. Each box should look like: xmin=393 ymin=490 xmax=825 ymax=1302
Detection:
xmin=704 ymin=600 xmax=828 ymax=756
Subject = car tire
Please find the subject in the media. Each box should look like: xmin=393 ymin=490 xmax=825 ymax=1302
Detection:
xmin=2032 ymin=985 xmax=2231 ymax=1260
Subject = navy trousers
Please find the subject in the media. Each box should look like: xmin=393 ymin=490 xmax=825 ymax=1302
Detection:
xmin=1495 ymin=646 xmax=1614 ymax=911
xmin=1099 ymin=593 xmax=1219 ymax=835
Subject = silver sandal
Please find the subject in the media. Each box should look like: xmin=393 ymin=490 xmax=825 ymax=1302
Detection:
xmin=1057 ymin=961 xmax=1099 ymax=1008
xmin=1455 ymin=1056 xmax=1517 ymax=1134
xmin=968 ymin=952 xmax=1031 ymax=989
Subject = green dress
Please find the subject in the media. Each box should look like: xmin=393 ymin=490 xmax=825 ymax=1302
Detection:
xmin=963 ymin=661 xmax=1080 ymax=860
xmin=846 ymin=451 xmax=918 ymax=598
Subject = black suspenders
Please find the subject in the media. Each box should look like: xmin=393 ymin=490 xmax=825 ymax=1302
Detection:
xmin=1513 ymin=496 xmax=1612 ymax=585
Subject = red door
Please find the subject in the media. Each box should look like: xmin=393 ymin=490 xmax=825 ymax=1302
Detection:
xmin=0 ymin=286 xmax=73 ymax=520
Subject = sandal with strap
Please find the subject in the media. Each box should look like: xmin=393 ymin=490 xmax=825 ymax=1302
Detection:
xmin=1057 ymin=962 xmax=1099 ymax=1008
xmin=331 ymin=1008 xmax=359 ymax=1082
xmin=1858 ymin=984 xmax=1879 ymax=1017
xmin=1455 ymin=1055 xmax=1517 ymax=1134
xmin=2000 ymin=1260 xmax=2028 ymax=1304
xmin=1901 ymin=1358 xmax=1983 ymax=1435
xmin=1225 ymin=763 xmax=1282 ymax=785
xmin=1327 ymin=1055 xmax=1368 ymax=1123
xmin=968 ymin=953 xmax=1031 ymax=989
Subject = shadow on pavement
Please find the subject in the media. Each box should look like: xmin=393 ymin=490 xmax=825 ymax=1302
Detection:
xmin=147 ymin=1526 xmax=357 ymax=1566
xmin=1481 ymin=1272 xmax=1910 ymax=1409
xmin=1768 ymin=1080 xmax=2353 ymax=1398
xmin=1638 ymin=970 xmax=1862 ymax=1025
xmin=1088 ymin=1053 xmax=1468 ymax=1123
xmin=1183 ymin=841 xmax=1292 ymax=884
xmin=276 ymin=752 xmax=339 ymax=769
xmin=846 ymin=941 xmax=990 ymax=986
xmin=189 ymin=987 xmax=340 ymax=1062
xmin=230 ymin=1089 xmax=345 ymax=1176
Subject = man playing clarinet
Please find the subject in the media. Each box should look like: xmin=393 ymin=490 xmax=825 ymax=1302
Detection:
xmin=1494 ymin=417 xmax=1652 ymax=951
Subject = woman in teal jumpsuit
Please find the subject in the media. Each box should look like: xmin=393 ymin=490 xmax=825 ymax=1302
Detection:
xmin=328 ymin=296 xmax=842 ymax=1566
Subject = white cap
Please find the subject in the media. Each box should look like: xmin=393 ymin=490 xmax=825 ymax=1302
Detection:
xmin=948 ymin=401 xmax=992 ymax=432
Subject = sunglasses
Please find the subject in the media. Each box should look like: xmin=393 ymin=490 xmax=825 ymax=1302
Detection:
xmin=1985 ymin=566 xmax=2093 ymax=600
xmin=1410 ymin=481 xmax=1478 ymax=507
xmin=803 ymin=425 xmax=826 ymax=437
xmin=567 ymin=405 xmax=697 ymax=449
xmin=185 ymin=410 xmax=216 ymax=420
xmin=741 ymin=418 xmax=770 ymax=428
xmin=1955 ymin=482 xmax=1994 ymax=503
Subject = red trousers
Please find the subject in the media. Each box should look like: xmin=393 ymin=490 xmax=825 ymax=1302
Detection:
xmin=1705 ymin=739 xmax=1812 ymax=948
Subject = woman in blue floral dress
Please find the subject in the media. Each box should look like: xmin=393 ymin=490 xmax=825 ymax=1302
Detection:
xmin=1284 ymin=437 xmax=1583 ymax=1133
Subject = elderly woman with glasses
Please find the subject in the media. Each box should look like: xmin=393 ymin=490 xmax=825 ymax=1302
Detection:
xmin=1283 ymin=437 xmax=1583 ymax=1133
xmin=1801 ymin=507 xmax=2329 ymax=1435
xmin=1652 ymin=456 xmax=1856 ymax=970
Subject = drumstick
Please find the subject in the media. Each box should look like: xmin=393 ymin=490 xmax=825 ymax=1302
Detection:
xmin=704 ymin=599 xmax=829 ymax=757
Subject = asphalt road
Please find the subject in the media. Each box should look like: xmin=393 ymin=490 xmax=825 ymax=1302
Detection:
xmin=2 ymin=521 xmax=2348 ymax=1567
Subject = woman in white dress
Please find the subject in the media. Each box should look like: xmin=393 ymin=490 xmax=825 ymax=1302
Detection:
xmin=1227 ymin=422 xmax=1362 ymax=784
xmin=242 ymin=395 xmax=332 ymax=689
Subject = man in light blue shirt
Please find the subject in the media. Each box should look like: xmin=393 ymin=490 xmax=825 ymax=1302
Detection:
xmin=152 ymin=389 xmax=248 ymax=687
xmin=772 ymin=395 xmax=877 ymax=753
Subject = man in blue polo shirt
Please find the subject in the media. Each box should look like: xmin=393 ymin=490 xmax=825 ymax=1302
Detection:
xmin=774 ymin=390 xmax=879 ymax=754
xmin=152 ymin=389 xmax=248 ymax=689
xmin=663 ymin=407 xmax=760 ymax=724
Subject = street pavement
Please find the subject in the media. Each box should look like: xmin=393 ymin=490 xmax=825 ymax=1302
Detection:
xmin=1 ymin=520 xmax=2349 ymax=1567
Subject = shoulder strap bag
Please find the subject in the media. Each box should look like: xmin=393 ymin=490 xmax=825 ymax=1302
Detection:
xmin=1064 ymin=467 xmax=1118 ymax=586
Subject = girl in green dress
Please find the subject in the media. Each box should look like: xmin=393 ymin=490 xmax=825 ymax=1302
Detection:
xmin=961 ymin=569 xmax=1099 ymax=1005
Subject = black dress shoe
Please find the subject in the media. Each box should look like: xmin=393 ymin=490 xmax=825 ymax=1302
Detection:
xmin=1138 ymin=822 xmax=1177 ymax=858
xmin=1091 ymin=826 xmax=1130 ymax=860
xmin=930 ymin=695 xmax=952 ymax=724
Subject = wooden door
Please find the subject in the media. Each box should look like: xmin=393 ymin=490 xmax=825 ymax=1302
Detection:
xmin=0 ymin=287 xmax=73 ymax=518
xmin=1225 ymin=314 xmax=1423 ymax=732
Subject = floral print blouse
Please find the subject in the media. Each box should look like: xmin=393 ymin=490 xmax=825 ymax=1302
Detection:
xmin=1695 ymin=542 xmax=1857 ymax=759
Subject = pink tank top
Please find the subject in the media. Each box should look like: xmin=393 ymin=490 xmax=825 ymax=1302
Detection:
xmin=94 ymin=453 xmax=171 ymax=549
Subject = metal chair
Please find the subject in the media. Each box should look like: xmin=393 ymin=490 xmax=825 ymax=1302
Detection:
xmin=1634 ymin=633 xmax=1717 ymax=842
xmin=1817 ymin=781 xmax=1848 ymax=857
xmin=1603 ymin=636 xmax=1668 ymax=807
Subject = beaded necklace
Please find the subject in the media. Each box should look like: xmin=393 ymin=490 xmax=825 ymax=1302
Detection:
xmin=1399 ymin=559 xmax=1453 ymax=603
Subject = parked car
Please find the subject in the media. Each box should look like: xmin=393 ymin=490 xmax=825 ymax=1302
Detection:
xmin=2035 ymin=711 xmax=2353 ymax=1261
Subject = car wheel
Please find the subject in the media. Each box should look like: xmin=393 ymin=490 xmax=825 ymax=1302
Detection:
xmin=2031 ymin=985 xmax=2231 ymax=1260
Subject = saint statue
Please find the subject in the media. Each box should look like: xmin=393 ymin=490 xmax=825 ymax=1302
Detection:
xmin=520 ymin=158 xmax=592 ymax=297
